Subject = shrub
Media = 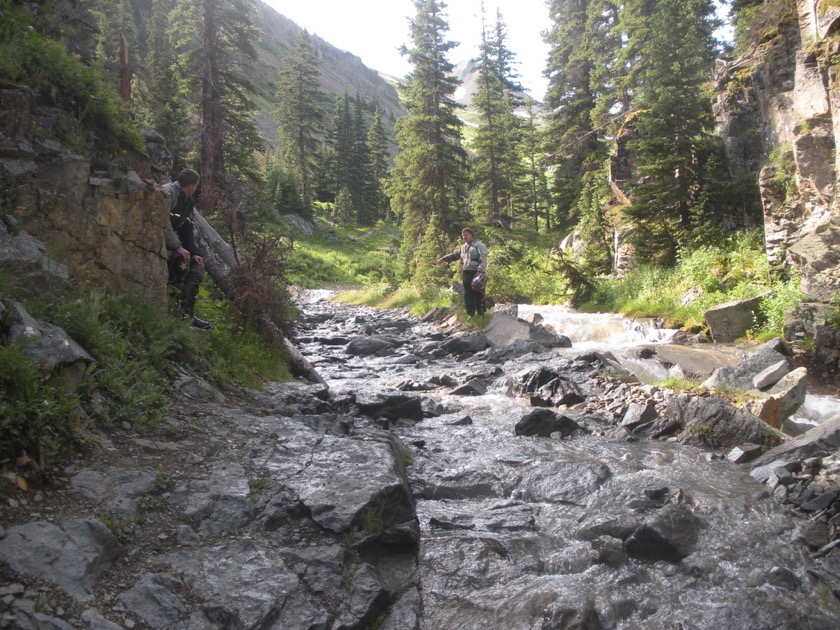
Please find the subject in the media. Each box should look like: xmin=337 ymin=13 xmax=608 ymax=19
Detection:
xmin=0 ymin=345 xmax=81 ymax=472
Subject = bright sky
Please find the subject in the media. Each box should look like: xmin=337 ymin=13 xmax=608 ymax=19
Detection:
xmin=263 ymin=0 xmax=553 ymax=100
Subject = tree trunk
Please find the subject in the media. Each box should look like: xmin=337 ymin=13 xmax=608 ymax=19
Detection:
xmin=193 ymin=213 xmax=326 ymax=386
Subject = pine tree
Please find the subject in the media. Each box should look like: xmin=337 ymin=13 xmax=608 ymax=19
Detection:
xmin=386 ymin=0 xmax=467 ymax=283
xmin=517 ymin=99 xmax=551 ymax=231
xmin=543 ymin=0 xmax=616 ymax=231
xmin=620 ymin=0 xmax=719 ymax=266
xmin=469 ymin=8 xmax=523 ymax=224
xmin=350 ymin=93 xmax=375 ymax=225
xmin=171 ymin=0 xmax=263 ymax=212
xmin=366 ymin=106 xmax=391 ymax=222
xmin=145 ymin=0 xmax=190 ymax=174
xmin=274 ymin=30 xmax=326 ymax=214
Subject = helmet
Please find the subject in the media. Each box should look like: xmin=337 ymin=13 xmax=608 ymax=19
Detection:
xmin=471 ymin=272 xmax=487 ymax=291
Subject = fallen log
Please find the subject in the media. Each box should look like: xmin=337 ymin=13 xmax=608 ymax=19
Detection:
xmin=193 ymin=212 xmax=326 ymax=386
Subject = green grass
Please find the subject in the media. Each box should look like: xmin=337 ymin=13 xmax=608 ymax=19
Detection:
xmin=583 ymin=229 xmax=801 ymax=338
xmin=4 ymin=286 xmax=293 ymax=474
xmin=283 ymin=219 xmax=401 ymax=288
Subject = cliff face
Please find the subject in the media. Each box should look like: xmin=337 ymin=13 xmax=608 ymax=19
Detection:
xmin=713 ymin=0 xmax=840 ymax=381
xmin=0 ymin=85 xmax=171 ymax=306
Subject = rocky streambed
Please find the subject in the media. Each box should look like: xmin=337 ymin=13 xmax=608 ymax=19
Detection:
xmin=2 ymin=290 xmax=840 ymax=629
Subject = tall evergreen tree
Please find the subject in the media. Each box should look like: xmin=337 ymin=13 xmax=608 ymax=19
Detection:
xmin=386 ymin=0 xmax=467 ymax=283
xmin=330 ymin=93 xmax=354 ymax=205
xmin=517 ymin=99 xmax=551 ymax=231
xmin=171 ymin=0 xmax=263 ymax=212
xmin=469 ymin=8 xmax=523 ymax=224
xmin=350 ymin=93 xmax=375 ymax=225
xmin=543 ymin=0 xmax=616 ymax=230
xmin=145 ymin=0 xmax=190 ymax=174
xmin=274 ymin=30 xmax=326 ymax=214
xmin=366 ymin=106 xmax=391 ymax=222
xmin=620 ymin=0 xmax=719 ymax=265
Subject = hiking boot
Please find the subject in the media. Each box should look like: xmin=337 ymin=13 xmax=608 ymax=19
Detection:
xmin=192 ymin=316 xmax=212 ymax=330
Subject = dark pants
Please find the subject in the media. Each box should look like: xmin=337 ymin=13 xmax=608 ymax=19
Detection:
xmin=167 ymin=251 xmax=205 ymax=316
xmin=462 ymin=270 xmax=485 ymax=316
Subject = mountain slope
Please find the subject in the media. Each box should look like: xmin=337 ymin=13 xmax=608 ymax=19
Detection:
xmin=249 ymin=1 xmax=405 ymax=143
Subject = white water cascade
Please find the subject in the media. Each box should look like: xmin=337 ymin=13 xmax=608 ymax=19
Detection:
xmin=516 ymin=303 xmax=840 ymax=426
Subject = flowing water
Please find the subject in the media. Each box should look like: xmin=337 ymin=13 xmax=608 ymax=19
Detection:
xmin=298 ymin=292 xmax=840 ymax=629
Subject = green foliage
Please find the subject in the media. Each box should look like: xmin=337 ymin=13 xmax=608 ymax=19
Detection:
xmin=586 ymin=229 xmax=785 ymax=333
xmin=0 ymin=3 xmax=143 ymax=150
xmin=285 ymin=221 xmax=400 ymax=288
xmin=755 ymin=273 xmax=804 ymax=338
xmin=26 ymin=288 xmax=197 ymax=431
xmin=21 ymin=286 xmax=292 ymax=441
xmin=657 ymin=376 xmax=703 ymax=392
xmin=821 ymin=292 xmax=840 ymax=330
xmin=0 ymin=345 xmax=81 ymax=472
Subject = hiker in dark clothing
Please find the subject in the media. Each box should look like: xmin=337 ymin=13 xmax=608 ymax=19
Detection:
xmin=161 ymin=168 xmax=211 ymax=329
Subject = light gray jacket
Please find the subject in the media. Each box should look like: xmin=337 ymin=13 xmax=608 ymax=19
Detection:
xmin=442 ymin=240 xmax=487 ymax=272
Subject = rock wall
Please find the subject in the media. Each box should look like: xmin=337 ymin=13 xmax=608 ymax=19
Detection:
xmin=0 ymin=84 xmax=171 ymax=306
xmin=713 ymin=0 xmax=840 ymax=382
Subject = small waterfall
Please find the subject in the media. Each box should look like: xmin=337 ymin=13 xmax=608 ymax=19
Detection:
xmin=517 ymin=303 xmax=840 ymax=426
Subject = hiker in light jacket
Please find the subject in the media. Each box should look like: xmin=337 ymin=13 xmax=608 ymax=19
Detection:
xmin=437 ymin=227 xmax=488 ymax=316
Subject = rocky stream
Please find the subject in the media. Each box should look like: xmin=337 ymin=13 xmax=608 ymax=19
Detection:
xmin=2 ymin=289 xmax=840 ymax=629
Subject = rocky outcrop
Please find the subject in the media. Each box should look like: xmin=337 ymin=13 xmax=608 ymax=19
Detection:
xmin=0 ymin=84 xmax=170 ymax=306
xmin=712 ymin=2 xmax=840 ymax=384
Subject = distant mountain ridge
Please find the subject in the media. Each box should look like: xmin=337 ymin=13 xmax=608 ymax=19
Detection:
xmin=250 ymin=1 xmax=405 ymax=143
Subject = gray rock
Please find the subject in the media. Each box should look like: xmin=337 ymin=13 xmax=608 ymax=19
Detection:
xmin=0 ymin=519 xmax=122 ymax=602
xmin=120 ymin=574 xmax=189 ymax=628
xmin=0 ymin=223 xmax=68 ymax=297
xmin=515 ymin=408 xmax=587 ymax=438
xmin=156 ymin=540 xmax=327 ymax=629
xmin=727 ymin=442 xmax=763 ymax=463
xmin=254 ymin=418 xmax=414 ymax=534
xmin=346 ymin=334 xmax=399 ymax=356
xmin=80 ymin=608 xmax=123 ymax=630
xmin=172 ymin=463 xmax=251 ymax=536
xmin=437 ymin=332 xmax=490 ymax=356
xmin=7 ymin=302 xmax=92 ymax=386
xmin=667 ymin=394 xmax=780 ymax=451
xmin=621 ymin=400 xmax=658 ymax=429
xmin=354 ymin=390 xmax=424 ymax=421
xmin=703 ymin=344 xmax=788 ymax=391
xmin=752 ymin=359 xmax=790 ymax=389
xmin=704 ymin=294 xmax=766 ymax=342
xmin=511 ymin=367 xmax=587 ymax=408
xmin=752 ymin=414 xmax=840 ymax=467
xmin=379 ymin=586 xmax=422 ymax=630
xmin=71 ymin=468 xmax=157 ymax=520
xmin=625 ymin=504 xmax=705 ymax=562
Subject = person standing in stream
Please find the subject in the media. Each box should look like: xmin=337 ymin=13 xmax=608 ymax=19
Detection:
xmin=437 ymin=227 xmax=488 ymax=317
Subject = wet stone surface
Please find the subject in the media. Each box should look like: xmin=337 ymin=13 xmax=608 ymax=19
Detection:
xmin=1 ymin=289 xmax=840 ymax=629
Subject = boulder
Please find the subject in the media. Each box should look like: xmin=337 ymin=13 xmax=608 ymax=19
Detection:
xmin=744 ymin=367 xmax=808 ymax=429
xmin=666 ymin=394 xmax=780 ymax=451
xmin=0 ymin=519 xmax=123 ymax=602
xmin=752 ymin=359 xmax=790 ymax=390
xmin=704 ymin=295 xmax=766 ymax=342
xmin=751 ymin=414 xmax=840 ymax=467
xmin=483 ymin=312 xmax=570 ymax=350
xmin=510 ymin=367 xmax=587 ymax=408
xmin=346 ymin=334 xmax=399 ymax=356
xmin=515 ymin=408 xmax=587 ymax=438
xmin=702 ymin=343 xmax=789 ymax=391
xmin=625 ymin=504 xmax=706 ymax=562
xmin=6 ymin=302 xmax=93 ymax=387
